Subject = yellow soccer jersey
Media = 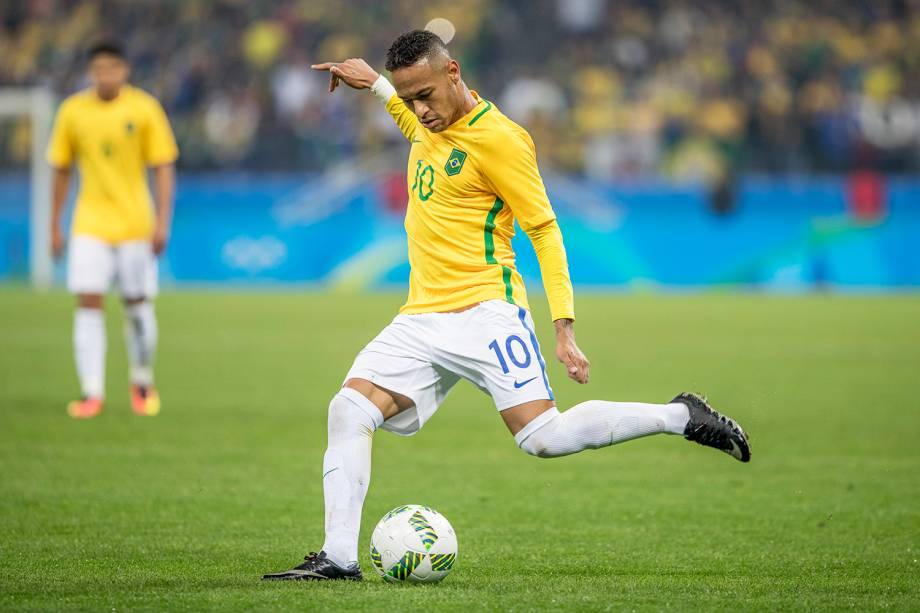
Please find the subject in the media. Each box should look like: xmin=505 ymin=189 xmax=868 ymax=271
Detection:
xmin=46 ymin=85 xmax=178 ymax=244
xmin=386 ymin=91 xmax=574 ymax=321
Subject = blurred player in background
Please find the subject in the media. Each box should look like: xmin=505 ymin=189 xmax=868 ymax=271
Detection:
xmin=263 ymin=31 xmax=751 ymax=581
xmin=47 ymin=41 xmax=178 ymax=419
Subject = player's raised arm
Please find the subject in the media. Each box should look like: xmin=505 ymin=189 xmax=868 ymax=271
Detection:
xmin=311 ymin=59 xmax=379 ymax=92
xmin=312 ymin=59 xmax=417 ymax=141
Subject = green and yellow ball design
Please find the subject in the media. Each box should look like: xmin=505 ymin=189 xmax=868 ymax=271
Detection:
xmin=369 ymin=504 xmax=458 ymax=583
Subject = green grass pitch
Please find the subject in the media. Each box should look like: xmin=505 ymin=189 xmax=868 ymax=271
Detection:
xmin=1 ymin=288 xmax=918 ymax=611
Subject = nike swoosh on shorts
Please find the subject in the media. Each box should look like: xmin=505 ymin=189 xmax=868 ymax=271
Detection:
xmin=513 ymin=377 xmax=538 ymax=389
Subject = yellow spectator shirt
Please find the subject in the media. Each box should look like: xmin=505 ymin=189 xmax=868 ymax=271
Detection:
xmin=386 ymin=92 xmax=574 ymax=321
xmin=47 ymin=86 xmax=178 ymax=243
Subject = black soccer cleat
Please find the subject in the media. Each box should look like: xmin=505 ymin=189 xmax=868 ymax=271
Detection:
xmin=673 ymin=392 xmax=751 ymax=462
xmin=261 ymin=551 xmax=362 ymax=581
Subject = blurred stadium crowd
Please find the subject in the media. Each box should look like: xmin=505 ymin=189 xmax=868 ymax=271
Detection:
xmin=2 ymin=0 xmax=920 ymax=181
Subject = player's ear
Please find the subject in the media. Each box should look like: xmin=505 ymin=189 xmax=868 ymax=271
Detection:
xmin=446 ymin=60 xmax=461 ymax=85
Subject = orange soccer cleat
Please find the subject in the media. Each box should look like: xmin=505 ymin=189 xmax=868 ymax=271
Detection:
xmin=130 ymin=385 xmax=161 ymax=416
xmin=67 ymin=397 xmax=103 ymax=419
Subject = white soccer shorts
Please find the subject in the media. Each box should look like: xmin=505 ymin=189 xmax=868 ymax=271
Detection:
xmin=67 ymin=235 xmax=158 ymax=298
xmin=344 ymin=299 xmax=555 ymax=436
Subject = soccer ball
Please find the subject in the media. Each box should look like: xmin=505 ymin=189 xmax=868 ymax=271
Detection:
xmin=370 ymin=504 xmax=458 ymax=583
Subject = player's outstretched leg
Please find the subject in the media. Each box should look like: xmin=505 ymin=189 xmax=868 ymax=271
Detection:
xmin=68 ymin=296 xmax=106 ymax=419
xmin=514 ymin=394 xmax=750 ymax=462
xmin=124 ymin=298 xmax=160 ymax=416
xmin=262 ymin=388 xmax=383 ymax=581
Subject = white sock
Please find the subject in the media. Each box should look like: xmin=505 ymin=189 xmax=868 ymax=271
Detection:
xmin=74 ymin=308 xmax=106 ymax=399
xmin=515 ymin=400 xmax=689 ymax=458
xmin=124 ymin=302 xmax=157 ymax=386
xmin=320 ymin=388 xmax=384 ymax=567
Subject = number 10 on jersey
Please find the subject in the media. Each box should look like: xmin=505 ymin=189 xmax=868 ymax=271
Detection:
xmin=411 ymin=159 xmax=434 ymax=201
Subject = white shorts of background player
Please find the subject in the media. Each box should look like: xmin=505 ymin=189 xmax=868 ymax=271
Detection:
xmin=67 ymin=234 xmax=158 ymax=298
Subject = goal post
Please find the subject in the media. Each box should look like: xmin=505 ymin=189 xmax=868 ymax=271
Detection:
xmin=0 ymin=87 xmax=55 ymax=290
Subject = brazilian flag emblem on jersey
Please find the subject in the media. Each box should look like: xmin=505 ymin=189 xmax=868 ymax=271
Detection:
xmin=444 ymin=148 xmax=467 ymax=176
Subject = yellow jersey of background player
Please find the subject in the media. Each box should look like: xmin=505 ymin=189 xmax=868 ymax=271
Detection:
xmin=46 ymin=40 xmax=178 ymax=419
xmin=263 ymin=30 xmax=750 ymax=581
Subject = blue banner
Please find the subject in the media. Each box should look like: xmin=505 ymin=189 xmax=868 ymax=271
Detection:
xmin=0 ymin=173 xmax=917 ymax=289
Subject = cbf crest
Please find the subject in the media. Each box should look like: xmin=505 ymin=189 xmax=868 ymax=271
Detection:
xmin=444 ymin=148 xmax=467 ymax=176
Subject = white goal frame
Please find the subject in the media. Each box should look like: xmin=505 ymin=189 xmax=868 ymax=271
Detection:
xmin=0 ymin=87 xmax=55 ymax=290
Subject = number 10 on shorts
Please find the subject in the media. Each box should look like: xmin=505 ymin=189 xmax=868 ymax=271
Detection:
xmin=488 ymin=335 xmax=532 ymax=373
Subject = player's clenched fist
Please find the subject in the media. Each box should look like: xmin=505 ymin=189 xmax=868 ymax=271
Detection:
xmin=311 ymin=59 xmax=379 ymax=92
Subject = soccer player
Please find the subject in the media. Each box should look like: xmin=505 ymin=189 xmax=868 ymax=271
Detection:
xmin=263 ymin=31 xmax=750 ymax=581
xmin=47 ymin=41 xmax=178 ymax=419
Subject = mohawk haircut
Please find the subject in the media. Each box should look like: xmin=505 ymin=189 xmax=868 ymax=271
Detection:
xmin=385 ymin=30 xmax=448 ymax=72
xmin=87 ymin=40 xmax=125 ymax=62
